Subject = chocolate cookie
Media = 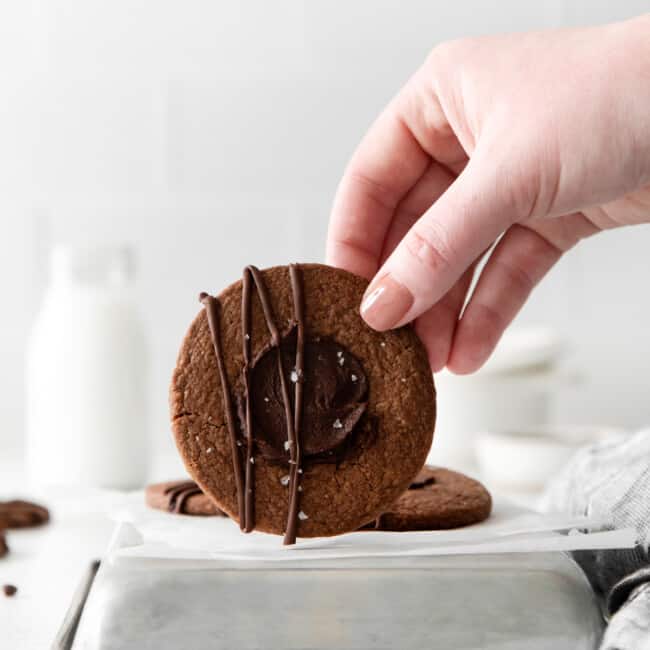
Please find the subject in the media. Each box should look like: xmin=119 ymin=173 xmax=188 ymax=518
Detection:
xmin=145 ymin=480 xmax=225 ymax=516
xmin=170 ymin=263 xmax=435 ymax=543
xmin=0 ymin=500 xmax=49 ymax=529
xmin=366 ymin=466 xmax=492 ymax=531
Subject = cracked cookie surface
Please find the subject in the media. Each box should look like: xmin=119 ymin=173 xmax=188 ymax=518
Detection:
xmin=170 ymin=263 xmax=435 ymax=538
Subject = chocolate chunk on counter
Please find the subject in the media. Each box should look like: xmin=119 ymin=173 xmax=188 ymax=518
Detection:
xmin=3 ymin=584 xmax=17 ymax=597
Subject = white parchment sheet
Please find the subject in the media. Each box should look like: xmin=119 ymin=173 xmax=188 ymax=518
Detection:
xmin=107 ymin=494 xmax=636 ymax=565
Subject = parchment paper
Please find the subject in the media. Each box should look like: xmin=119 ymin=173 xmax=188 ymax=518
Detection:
xmin=107 ymin=495 xmax=636 ymax=564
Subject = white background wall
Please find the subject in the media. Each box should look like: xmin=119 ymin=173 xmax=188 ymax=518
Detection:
xmin=1 ymin=1 xmax=650 ymax=459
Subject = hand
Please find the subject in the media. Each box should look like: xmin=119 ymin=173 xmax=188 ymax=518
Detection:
xmin=327 ymin=15 xmax=650 ymax=373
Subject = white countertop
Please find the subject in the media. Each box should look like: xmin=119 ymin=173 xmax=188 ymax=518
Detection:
xmin=0 ymin=446 xmax=190 ymax=649
xmin=0 ymin=449 xmax=122 ymax=648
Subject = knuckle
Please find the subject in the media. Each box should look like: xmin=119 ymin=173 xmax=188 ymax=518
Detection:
xmin=404 ymin=221 xmax=455 ymax=275
xmin=470 ymin=302 xmax=506 ymax=346
xmin=345 ymin=169 xmax=399 ymax=214
xmin=493 ymin=256 xmax=535 ymax=298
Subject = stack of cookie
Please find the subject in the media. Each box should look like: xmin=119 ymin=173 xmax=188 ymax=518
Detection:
xmin=154 ymin=264 xmax=491 ymax=544
xmin=147 ymin=466 xmax=491 ymax=533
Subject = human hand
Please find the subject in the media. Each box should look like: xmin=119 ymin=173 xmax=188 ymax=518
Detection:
xmin=327 ymin=15 xmax=650 ymax=373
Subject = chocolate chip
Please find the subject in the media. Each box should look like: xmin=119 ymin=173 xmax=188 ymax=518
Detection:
xmin=3 ymin=584 xmax=17 ymax=597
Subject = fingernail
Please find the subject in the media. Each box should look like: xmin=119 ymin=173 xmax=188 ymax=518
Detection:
xmin=360 ymin=274 xmax=414 ymax=331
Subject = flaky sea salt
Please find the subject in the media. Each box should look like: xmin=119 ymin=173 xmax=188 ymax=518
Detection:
xmin=244 ymin=333 xmax=250 ymax=340
xmin=280 ymin=475 xmax=290 ymax=486
xmin=290 ymin=370 xmax=298 ymax=383
xmin=333 ymin=418 xmax=343 ymax=429
xmin=264 ymin=396 xmax=270 ymax=403
xmin=380 ymin=341 xmax=386 ymax=348
xmin=206 ymin=447 xmax=213 ymax=454
xmin=298 ymin=511 xmax=309 ymax=521
xmin=351 ymin=374 xmax=357 ymax=382
xmin=338 ymin=357 xmax=345 ymax=366
xmin=195 ymin=435 xmax=200 ymax=442
xmin=284 ymin=440 xmax=291 ymax=451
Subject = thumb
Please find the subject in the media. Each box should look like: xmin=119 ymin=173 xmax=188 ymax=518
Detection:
xmin=360 ymin=149 xmax=524 ymax=331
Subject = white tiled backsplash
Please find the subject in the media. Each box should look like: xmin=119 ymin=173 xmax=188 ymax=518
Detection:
xmin=1 ymin=0 xmax=650 ymax=456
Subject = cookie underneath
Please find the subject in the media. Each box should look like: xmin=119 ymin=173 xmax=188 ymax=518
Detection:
xmin=364 ymin=466 xmax=492 ymax=531
xmin=145 ymin=480 xmax=225 ymax=516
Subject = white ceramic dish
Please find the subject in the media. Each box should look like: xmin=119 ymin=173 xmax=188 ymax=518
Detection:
xmin=475 ymin=426 xmax=619 ymax=491
xmin=429 ymin=328 xmax=573 ymax=472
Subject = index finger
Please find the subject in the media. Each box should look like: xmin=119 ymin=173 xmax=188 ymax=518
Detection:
xmin=326 ymin=77 xmax=432 ymax=280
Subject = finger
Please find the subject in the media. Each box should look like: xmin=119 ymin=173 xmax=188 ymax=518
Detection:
xmin=327 ymin=65 xmax=460 ymax=280
xmin=360 ymin=147 xmax=518 ymax=331
xmin=414 ymin=261 xmax=477 ymax=372
xmin=326 ymin=109 xmax=429 ymax=278
xmin=379 ymin=161 xmax=457 ymax=265
xmin=447 ymin=213 xmax=599 ymax=373
xmin=377 ymin=159 xmax=467 ymax=371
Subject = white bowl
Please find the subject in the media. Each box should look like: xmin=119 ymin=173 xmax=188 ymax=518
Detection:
xmin=428 ymin=327 xmax=574 ymax=471
xmin=475 ymin=426 xmax=617 ymax=491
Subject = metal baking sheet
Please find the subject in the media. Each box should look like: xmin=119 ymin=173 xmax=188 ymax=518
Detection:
xmin=72 ymin=552 xmax=603 ymax=649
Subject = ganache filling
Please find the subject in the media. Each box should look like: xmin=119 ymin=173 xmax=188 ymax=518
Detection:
xmin=241 ymin=328 xmax=369 ymax=464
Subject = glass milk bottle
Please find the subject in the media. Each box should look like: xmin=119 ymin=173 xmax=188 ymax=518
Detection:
xmin=26 ymin=245 xmax=148 ymax=489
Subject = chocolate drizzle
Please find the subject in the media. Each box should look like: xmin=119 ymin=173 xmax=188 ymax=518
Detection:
xmin=200 ymin=264 xmax=370 ymax=544
xmin=200 ymin=292 xmax=246 ymax=530
xmin=241 ymin=270 xmax=255 ymax=532
xmin=284 ymin=264 xmax=305 ymax=545
xmin=164 ymin=480 xmax=203 ymax=514
xmin=201 ymin=264 xmax=307 ymax=544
